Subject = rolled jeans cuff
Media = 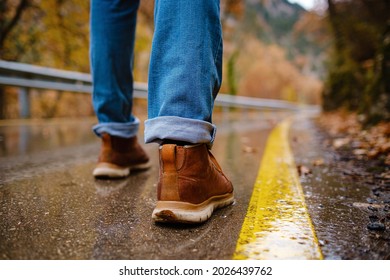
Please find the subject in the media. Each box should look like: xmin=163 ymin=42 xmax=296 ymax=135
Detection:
xmin=144 ymin=116 xmax=216 ymax=147
xmin=93 ymin=117 xmax=140 ymax=138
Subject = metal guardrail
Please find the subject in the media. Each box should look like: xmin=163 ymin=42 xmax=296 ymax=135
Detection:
xmin=0 ymin=60 xmax=299 ymax=118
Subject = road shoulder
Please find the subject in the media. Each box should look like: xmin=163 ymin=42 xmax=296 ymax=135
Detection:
xmin=290 ymin=113 xmax=390 ymax=259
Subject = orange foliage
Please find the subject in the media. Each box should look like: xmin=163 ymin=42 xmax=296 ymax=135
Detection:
xmin=235 ymin=38 xmax=322 ymax=104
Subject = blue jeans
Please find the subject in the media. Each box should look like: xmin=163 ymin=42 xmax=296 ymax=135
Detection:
xmin=90 ymin=0 xmax=223 ymax=146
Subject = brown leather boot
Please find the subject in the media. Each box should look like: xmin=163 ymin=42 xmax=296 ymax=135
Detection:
xmin=93 ymin=133 xmax=150 ymax=178
xmin=152 ymin=144 xmax=234 ymax=223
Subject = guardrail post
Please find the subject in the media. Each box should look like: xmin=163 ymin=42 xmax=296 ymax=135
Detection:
xmin=18 ymin=87 xmax=30 ymax=118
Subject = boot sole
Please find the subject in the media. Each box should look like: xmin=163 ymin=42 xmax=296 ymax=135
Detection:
xmin=152 ymin=192 xmax=234 ymax=224
xmin=93 ymin=162 xmax=151 ymax=179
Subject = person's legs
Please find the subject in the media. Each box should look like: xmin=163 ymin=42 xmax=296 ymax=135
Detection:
xmin=90 ymin=0 xmax=149 ymax=178
xmin=146 ymin=0 xmax=233 ymax=223
xmin=145 ymin=0 xmax=223 ymax=146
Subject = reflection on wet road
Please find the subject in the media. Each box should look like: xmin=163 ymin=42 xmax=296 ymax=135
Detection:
xmin=0 ymin=110 xmax=288 ymax=259
xmin=0 ymin=118 xmax=97 ymax=157
xmin=2 ymin=110 xmax=384 ymax=259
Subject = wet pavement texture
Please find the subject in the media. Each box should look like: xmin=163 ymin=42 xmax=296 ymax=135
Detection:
xmin=3 ymin=110 xmax=386 ymax=260
xmin=290 ymin=114 xmax=390 ymax=259
xmin=0 ymin=110 xmax=288 ymax=259
xmin=0 ymin=119 xmax=97 ymax=185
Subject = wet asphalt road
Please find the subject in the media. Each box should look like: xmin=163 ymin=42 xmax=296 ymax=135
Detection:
xmin=1 ymin=109 xmax=387 ymax=259
xmin=0 ymin=110 xmax=289 ymax=259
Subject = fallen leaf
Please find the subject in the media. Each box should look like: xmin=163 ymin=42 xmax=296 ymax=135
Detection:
xmin=381 ymin=171 xmax=390 ymax=179
xmin=297 ymin=165 xmax=311 ymax=176
xmin=385 ymin=154 xmax=390 ymax=166
xmin=242 ymin=146 xmax=257 ymax=153
xmin=353 ymin=149 xmax=367 ymax=156
xmin=312 ymin=158 xmax=325 ymax=166
xmin=379 ymin=142 xmax=390 ymax=153
xmin=367 ymin=149 xmax=380 ymax=159
xmin=352 ymin=202 xmax=385 ymax=209
xmin=333 ymin=138 xmax=350 ymax=149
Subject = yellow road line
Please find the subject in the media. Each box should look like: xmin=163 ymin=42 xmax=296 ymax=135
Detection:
xmin=233 ymin=119 xmax=323 ymax=260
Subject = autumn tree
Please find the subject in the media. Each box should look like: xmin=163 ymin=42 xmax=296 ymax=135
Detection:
xmin=0 ymin=0 xmax=92 ymax=118
xmin=220 ymin=0 xmax=244 ymax=95
xmin=0 ymin=0 xmax=31 ymax=57
xmin=0 ymin=0 xmax=32 ymax=118
xmin=324 ymin=0 xmax=390 ymax=123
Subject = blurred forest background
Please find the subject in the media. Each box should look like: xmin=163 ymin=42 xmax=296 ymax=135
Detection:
xmin=0 ymin=0 xmax=389 ymax=124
